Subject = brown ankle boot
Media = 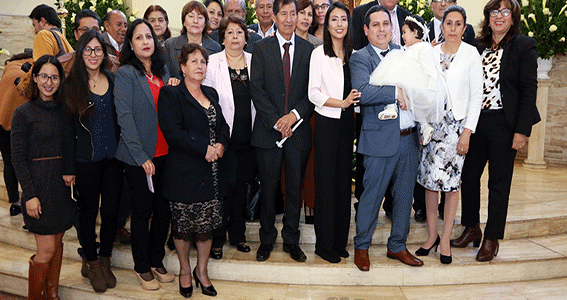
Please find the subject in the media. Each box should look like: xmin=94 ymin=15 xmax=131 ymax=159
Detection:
xmin=476 ymin=239 xmax=499 ymax=262
xmin=28 ymin=255 xmax=49 ymax=300
xmin=86 ymin=258 xmax=107 ymax=293
xmin=46 ymin=243 xmax=63 ymax=300
xmin=99 ymin=256 xmax=116 ymax=288
xmin=450 ymin=223 xmax=482 ymax=248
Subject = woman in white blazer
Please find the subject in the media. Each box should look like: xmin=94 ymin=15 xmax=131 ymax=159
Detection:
xmin=415 ymin=5 xmax=482 ymax=265
xmin=308 ymin=2 xmax=360 ymax=264
xmin=202 ymin=15 xmax=256 ymax=259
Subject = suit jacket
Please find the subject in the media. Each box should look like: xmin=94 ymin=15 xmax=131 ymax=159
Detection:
xmin=158 ymin=82 xmax=230 ymax=203
xmin=427 ymin=20 xmax=477 ymax=47
xmin=352 ymin=2 xmax=410 ymax=50
xmin=248 ymin=23 xmax=277 ymax=36
xmin=102 ymin=32 xmax=119 ymax=57
xmin=250 ymin=35 xmax=314 ymax=150
xmin=114 ymin=64 xmax=171 ymax=167
xmin=164 ymin=33 xmax=222 ymax=78
xmin=202 ymin=50 xmax=256 ymax=136
xmin=208 ymin=29 xmax=262 ymax=53
xmin=480 ymin=34 xmax=540 ymax=136
xmin=433 ymin=42 xmax=483 ymax=132
xmin=350 ymin=42 xmax=401 ymax=157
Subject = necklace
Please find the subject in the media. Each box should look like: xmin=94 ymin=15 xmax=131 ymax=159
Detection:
xmin=145 ymin=73 xmax=154 ymax=82
xmin=89 ymin=75 xmax=100 ymax=88
xmin=226 ymin=52 xmax=245 ymax=69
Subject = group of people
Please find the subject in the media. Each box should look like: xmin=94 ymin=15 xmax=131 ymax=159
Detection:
xmin=0 ymin=0 xmax=540 ymax=298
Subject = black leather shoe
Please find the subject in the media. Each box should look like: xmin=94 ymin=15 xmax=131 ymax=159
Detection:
xmin=210 ymin=249 xmax=223 ymax=260
xmin=236 ymin=243 xmax=250 ymax=253
xmin=256 ymin=243 xmax=273 ymax=261
xmin=9 ymin=203 xmax=21 ymax=216
xmin=193 ymin=268 xmax=217 ymax=296
xmin=414 ymin=209 xmax=427 ymax=223
xmin=283 ymin=244 xmax=307 ymax=262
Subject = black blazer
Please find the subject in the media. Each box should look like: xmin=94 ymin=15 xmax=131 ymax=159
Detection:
xmin=352 ymin=2 xmax=410 ymax=50
xmin=250 ymin=35 xmax=314 ymax=150
xmin=427 ymin=20 xmax=477 ymax=46
xmin=158 ymin=82 xmax=230 ymax=203
xmin=208 ymin=29 xmax=262 ymax=53
xmin=477 ymin=34 xmax=540 ymax=136
xmin=62 ymin=71 xmax=120 ymax=173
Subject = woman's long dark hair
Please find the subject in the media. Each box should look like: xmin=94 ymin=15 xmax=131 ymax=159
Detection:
xmin=63 ymin=31 xmax=109 ymax=116
xmin=26 ymin=54 xmax=65 ymax=103
xmin=322 ymin=1 xmax=352 ymax=64
xmin=476 ymin=0 xmax=521 ymax=49
xmin=120 ymin=19 xmax=167 ymax=78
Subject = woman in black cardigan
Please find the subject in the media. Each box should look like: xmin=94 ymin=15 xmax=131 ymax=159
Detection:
xmin=62 ymin=31 xmax=122 ymax=293
xmin=158 ymin=43 xmax=229 ymax=298
xmin=452 ymin=0 xmax=540 ymax=262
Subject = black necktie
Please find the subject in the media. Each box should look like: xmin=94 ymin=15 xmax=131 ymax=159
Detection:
xmin=381 ymin=49 xmax=389 ymax=57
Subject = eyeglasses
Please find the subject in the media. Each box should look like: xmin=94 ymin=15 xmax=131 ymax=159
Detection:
xmin=77 ymin=26 xmax=101 ymax=33
xmin=314 ymin=3 xmax=330 ymax=10
xmin=431 ymin=0 xmax=456 ymax=3
xmin=490 ymin=8 xmax=511 ymax=17
xmin=83 ymin=47 xmax=104 ymax=57
xmin=36 ymin=73 xmax=60 ymax=84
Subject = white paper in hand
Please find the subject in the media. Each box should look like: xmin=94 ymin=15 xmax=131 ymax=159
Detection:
xmin=147 ymin=175 xmax=154 ymax=193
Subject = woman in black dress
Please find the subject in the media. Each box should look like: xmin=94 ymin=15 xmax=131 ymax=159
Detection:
xmin=11 ymin=54 xmax=77 ymax=300
xmin=159 ymin=43 xmax=230 ymax=298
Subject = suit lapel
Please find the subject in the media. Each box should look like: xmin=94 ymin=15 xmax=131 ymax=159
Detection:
xmin=290 ymin=36 xmax=302 ymax=91
xmin=138 ymin=72 xmax=156 ymax=110
xmin=179 ymin=81 xmax=208 ymax=117
xmin=268 ymin=37 xmax=285 ymax=88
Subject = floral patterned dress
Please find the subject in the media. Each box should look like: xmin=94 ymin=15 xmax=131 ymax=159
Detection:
xmin=417 ymin=52 xmax=466 ymax=192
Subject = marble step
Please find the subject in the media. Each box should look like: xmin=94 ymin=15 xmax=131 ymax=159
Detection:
xmin=1 ymin=228 xmax=567 ymax=292
xmin=2 ymin=161 xmax=567 ymax=246
xmin=2 ymin=241 xmax=567 ymax=300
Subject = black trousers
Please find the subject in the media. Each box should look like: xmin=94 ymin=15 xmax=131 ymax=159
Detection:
xmin=256 ymin=144 xmax=309 ymax=245
xmin=123 ymin=156 xmax=171 ymax=273
xmin=0 ymin=126 xmax=19 ymax=203
xmin=313 ymin=111 xmax=353 ymax=257
xmin=212 ymin=146 xmax=256 ymax=248
xmin=461 ymin=110 xmax=516 ymax=240
xmin=76 ymin=158 xmax=123 ymax=261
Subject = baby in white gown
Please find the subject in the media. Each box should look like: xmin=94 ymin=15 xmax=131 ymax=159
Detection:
xmin=369 ymin=15 xmax=446 ymax=145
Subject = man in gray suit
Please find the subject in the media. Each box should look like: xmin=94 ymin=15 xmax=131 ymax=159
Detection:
xmin=350 ymin=5 xmax=423 ymax=271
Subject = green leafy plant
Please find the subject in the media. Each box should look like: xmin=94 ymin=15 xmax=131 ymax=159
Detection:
xmin=54 ymin=0 xmax=137 ymax=48
xmin=520 ymin=0 xmax=567 ymax=59
xmin=398 ymin=0 xmax=434 ymax=23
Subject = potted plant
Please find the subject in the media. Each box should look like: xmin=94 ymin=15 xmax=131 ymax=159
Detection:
xmin=520 ymin=0 xmax=567 ymax=79
xmin=398 ymin=0 xmax=434 ymax=23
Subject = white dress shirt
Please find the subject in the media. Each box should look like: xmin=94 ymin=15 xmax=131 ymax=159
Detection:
xmin=433 ymin=18 xmax=443 ymax=42
xmin=257 ymin=22 xmax=276 ymax=39
xmin=389 ymin=6 xmax=401 ymax=46
xmin=106 ymin=32 xmax=122 ymax=53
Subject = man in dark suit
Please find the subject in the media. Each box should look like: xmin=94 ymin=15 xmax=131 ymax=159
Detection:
xmin=427 ymin=0 xmax=476 ymax=46
xmin=208 ymin=0 xmax=262 ymax=53
xmin=350 ymin=5 xmax=423 ymax=271
xmin=352 ymin=0 xmax=410 ymax=50
xmin=102 ymin=10 xmax=127 ymax=57
xmin=251 ymin=0 xmax=314 ymax=263
xmin=248 ymin=0 xmax=277 ymax=38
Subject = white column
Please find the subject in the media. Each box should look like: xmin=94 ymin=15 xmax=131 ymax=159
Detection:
xmin=524 ymin=79 xmax=551 ymax=169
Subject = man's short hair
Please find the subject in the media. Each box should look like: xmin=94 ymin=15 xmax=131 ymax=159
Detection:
xmin=74 ymin=9 xmax=101 ymax=30
xmin=29 ymin=4 xmax=61 ymax=28
xmin=364 ymin=5 xmax=391 ymax=27
xmin=224 ymin=0 xmax=247 ymax=12
xmin=103 ymin=10 xmax=125 ymax=24
xmin=273 ymin=0 xmax=298 ymax=15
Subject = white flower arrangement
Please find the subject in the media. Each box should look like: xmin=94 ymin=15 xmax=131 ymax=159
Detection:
xmin=520 ymin=0 xmax=567 ymax=59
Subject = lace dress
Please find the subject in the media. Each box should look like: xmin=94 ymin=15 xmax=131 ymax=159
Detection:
xmin=170 ymin=104 xmax=223 ymax=234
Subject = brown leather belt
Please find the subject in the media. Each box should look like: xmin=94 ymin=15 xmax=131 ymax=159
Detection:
xmin=400 ymin=127 xmax=418 ymax=137
xmin=32 ymin=156 xmax=62 ymax=161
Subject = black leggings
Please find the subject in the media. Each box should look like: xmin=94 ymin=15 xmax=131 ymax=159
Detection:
xmin=75 ymin=158 xmax=123 ymax=261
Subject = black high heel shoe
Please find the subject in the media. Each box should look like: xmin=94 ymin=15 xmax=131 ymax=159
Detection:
xmin=179 ymin=273 xmax=193 ymax=298
xmin=415 ymin=235 xmax=440 ymax=256
xmin=9 ymin=203 xmax=21 ymax=216
xmin=193 ymin=267 xmax=217 ymax=297
xmin=440 ymin=253 xmax=452 ymax=264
